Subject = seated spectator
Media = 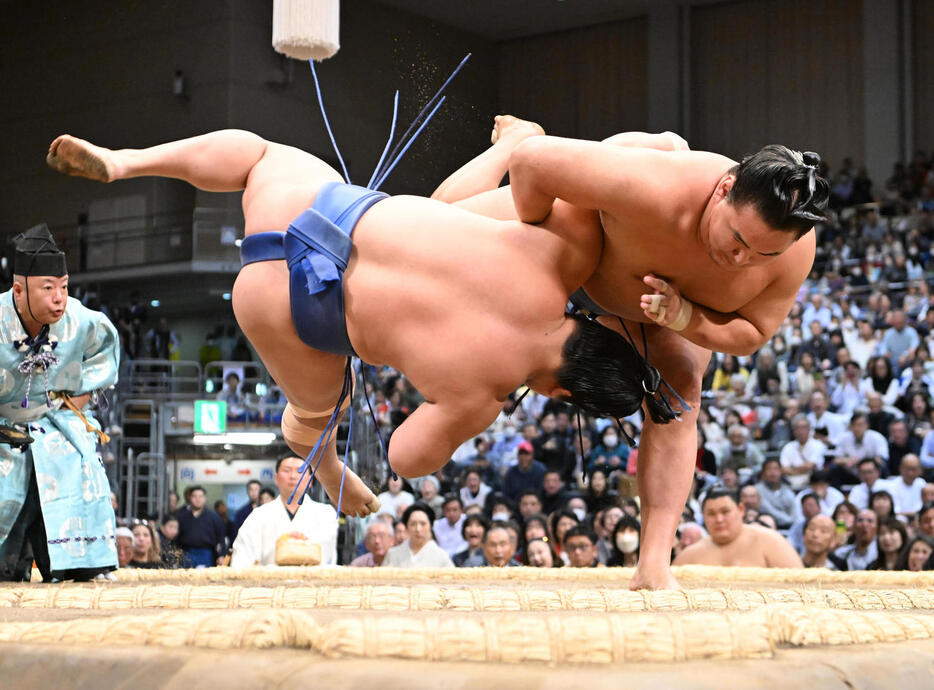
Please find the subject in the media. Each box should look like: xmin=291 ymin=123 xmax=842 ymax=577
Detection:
xmin=377 ymin=475 xmax=416 ymax=519
xmin=833 ymin=509 xmax=878 ymax=571
xmin=349 ymin=521 xmax=393 ymax=567
xmin=754 ymin=458 xmax=797 ymax=529
xmin=459 ymin=467 xmax=492 ymax=510
xmin=503 ymin=442 xmax=546 ymax=501
xmin=489 ymin=495 xmax=516 ymax=522
xmin=924 ymin=484 xmax=934 ymax=504
xmin=232 ymin=479 xmax=262 ymax=540
xmin=606 ymin=515 xmax=640 ymax=567
xmin=541 ymin=470 xmax=568 ymax=515
xmin=920 ymin=501 xmax=934 ymax=539
xmin=259 ymin=487 xmax=275 ymax=504
xmin=563 ymin=526 xmax=602 ymax=568
xmin=481 ymin=521 xmax=520 ymax=567
xmin=806 ymin=390 xmax=848 ymax=447
xmin=848 ymin=458 xmax=893 ymax=509
xmin=888 ymin=454 xmax=926 ymax=516
xmin=587 ymin=426 xmax=629 ymax=477
xmin=517 ymin=490 xmax=544 ymax=519
xmin=566 ymin=496 xmax=588 ymax=522
xmin=879 ymin=310 xmax=919 ymax=372
xmin=596 ymin=506 xmax=624 ymax=564
xmin=711 ymin=354 xmax=749 ymax=392
xmin=522 ymin=514 xmax=549 ymax=544
xmin=116 ymin=527 xmax=134 ymax=569
xmin=869 ymin=490 xmax=897 ymax=523
xmin=830 ymin=360 xmax=865 ymax=419
xmin=747 ymin=346 xmax=788 ymax=397
xmin=867 ymin=517 xmax=908 ymax=571
xmin=128 ymin=521 xmax=162 ymax=569
xmin=676 ymin=522 xmax=707 ymax=556
xmin=899 ymin=534 xmax=934 ymax=572
xmin=217 ymin=372 xmax=257 ymax=423
xmin=549 ymin=509 xmax=580 ymax=565
xmin=584 ymin=467 xmax=618 ymax=514
xmin=717 ymin=425 xmax=764 ymax=481
xmin=831 ymin=500 xmax=859 ymax=548
xmin=417 ymin=476 xmax=444 ymax=516
xmin=887 ymin=419 xmax=921 ymax=476
xmin=158 ymin=515 xmax=182 ymax=568
xmin=865 ymin=392 xmax=896 ymax=435
xmin=800 ymin=515 xmax=845 ymax=569
xmin=382 ymin=504 xmax=454 ymax=568
xmin=453 ymin=514 xmax=488 ymax=567
xmin=800 ymin=469 xmax=845 ymax=517
xmin=230 ymin=456 xmax=338 ymax=566
xmin=787 ymin=492 xmax=821 ymax=554
xmin=739 ymin=485 xmax=762 ymax=521
xmin=830 ymin=413 xmax=889 ymax=487
xmin=525 ymin=537 xmax=558 ymax=568
xmin=780 ymin=414 xmax=826 ymax=490
xmin=392 ymin=519 xmax=407 ymax=545
xmin=433 ymin=494 xmax=467 ymax=557
xmin=533 ymin=412 xmax=575 ymax=483
xmin=673 ymin=486 xmax=803 ymax=568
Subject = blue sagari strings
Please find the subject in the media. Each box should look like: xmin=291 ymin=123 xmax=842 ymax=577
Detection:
xmin=289 ymin=54 xmax=471 ymax=512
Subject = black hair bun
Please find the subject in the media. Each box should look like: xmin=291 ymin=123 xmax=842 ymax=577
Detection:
xmin=802 ymin=151 xmax=821 ymax=168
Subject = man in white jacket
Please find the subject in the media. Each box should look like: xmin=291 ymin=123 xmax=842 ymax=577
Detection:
xmin=230 ymin=455 xmax=338 ymax=567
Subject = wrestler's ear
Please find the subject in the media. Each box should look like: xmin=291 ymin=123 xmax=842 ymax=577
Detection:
xmin=548 ymin=386 xmax=572 ymax=400
xmin=715 ymin=174 xmax=736 ymax=201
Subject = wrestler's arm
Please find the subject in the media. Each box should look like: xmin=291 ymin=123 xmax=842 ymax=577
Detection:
xmin=646 ymin=235 xmax=816 ymax=356
xmin=508 ymin=137 xmax=680 ymax=223
xmin=388 ymin=395 xmax=504 ymax=478
xmin=763 ymin=530 xmax=805 ymax=568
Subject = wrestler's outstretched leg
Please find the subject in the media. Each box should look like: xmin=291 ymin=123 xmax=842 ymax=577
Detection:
xmin=430 ymin=115 xmax=543 ymax=204
xmin=47 ymin=131 xmax=379 ymax=517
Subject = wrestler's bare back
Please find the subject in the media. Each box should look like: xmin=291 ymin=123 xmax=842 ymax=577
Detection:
xmin=235 ymin=141 xmax=592 ymax=416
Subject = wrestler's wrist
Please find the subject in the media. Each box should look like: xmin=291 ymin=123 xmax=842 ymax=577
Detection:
xmin=667 ymin=298 xmax=693 ymax=332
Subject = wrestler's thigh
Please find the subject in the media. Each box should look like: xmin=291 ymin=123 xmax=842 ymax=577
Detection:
xmin=232 ymin=261 xmax=348 ymax=411
xmin=241 ymin=143 xmax=345 ymax=232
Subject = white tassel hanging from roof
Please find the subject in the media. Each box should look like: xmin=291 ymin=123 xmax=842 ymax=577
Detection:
xmin=272 ymin=0 xmax=340 ymax=61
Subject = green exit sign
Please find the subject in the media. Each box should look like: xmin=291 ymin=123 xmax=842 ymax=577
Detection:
xmin=194 ymin=400 xmax=227 ymax=434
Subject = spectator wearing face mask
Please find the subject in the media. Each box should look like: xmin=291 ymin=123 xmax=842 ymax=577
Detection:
xmin=490 ymin=423 xmax=523 ymax=472
xmin=606 ymin=515 xmax=641 ymax=567
xmin=587 ymin=426 xmax=630 ymax=477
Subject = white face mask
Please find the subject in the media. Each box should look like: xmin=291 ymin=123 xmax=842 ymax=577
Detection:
xmin=616 ymin=533 xmax=639 ymax=554
xmin=503 ymin=426 xmax=516 ymax=439
xmin=492 ymin=512 xmax=510 ymax=522
xmin=572 ymin=508 xmax=587 ymax=522
xmin=603 ymin=435 xmax=619 ymax=449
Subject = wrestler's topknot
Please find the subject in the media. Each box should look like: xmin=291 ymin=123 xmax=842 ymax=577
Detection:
xmin=728 ymin=144 xmax=830 ymax=238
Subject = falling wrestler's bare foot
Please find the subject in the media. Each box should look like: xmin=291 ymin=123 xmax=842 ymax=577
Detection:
xmin=315 ymin=458 xmax=381 ymax=518
xmin=489 ymin=114 xmax=545 ymax=145
xmin=46 ymin=134 xmax=119 ymax=182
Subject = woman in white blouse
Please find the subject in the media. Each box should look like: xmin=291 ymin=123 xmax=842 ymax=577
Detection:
xmin=382 ymin=503 xmax=454 ymax=568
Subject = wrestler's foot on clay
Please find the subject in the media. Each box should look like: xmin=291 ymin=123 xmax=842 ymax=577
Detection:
xmin=629 ymin=565 xmax=680 ymax=591
xmin=46 ymin=134 xmax=119 ymax=182
xmin=490 ymin=115 xmax=545 ymax=145
xmin=315 ymin=460 xmax=380 ymax=518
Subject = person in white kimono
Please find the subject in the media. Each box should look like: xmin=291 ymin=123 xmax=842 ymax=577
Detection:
xmin=230 ymin=454 xmax=338 ymax=567
xmin=0 ymin=224 xmax=119 ymax=581
xmin=381 ymin=503 xmax=454 ymax=568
